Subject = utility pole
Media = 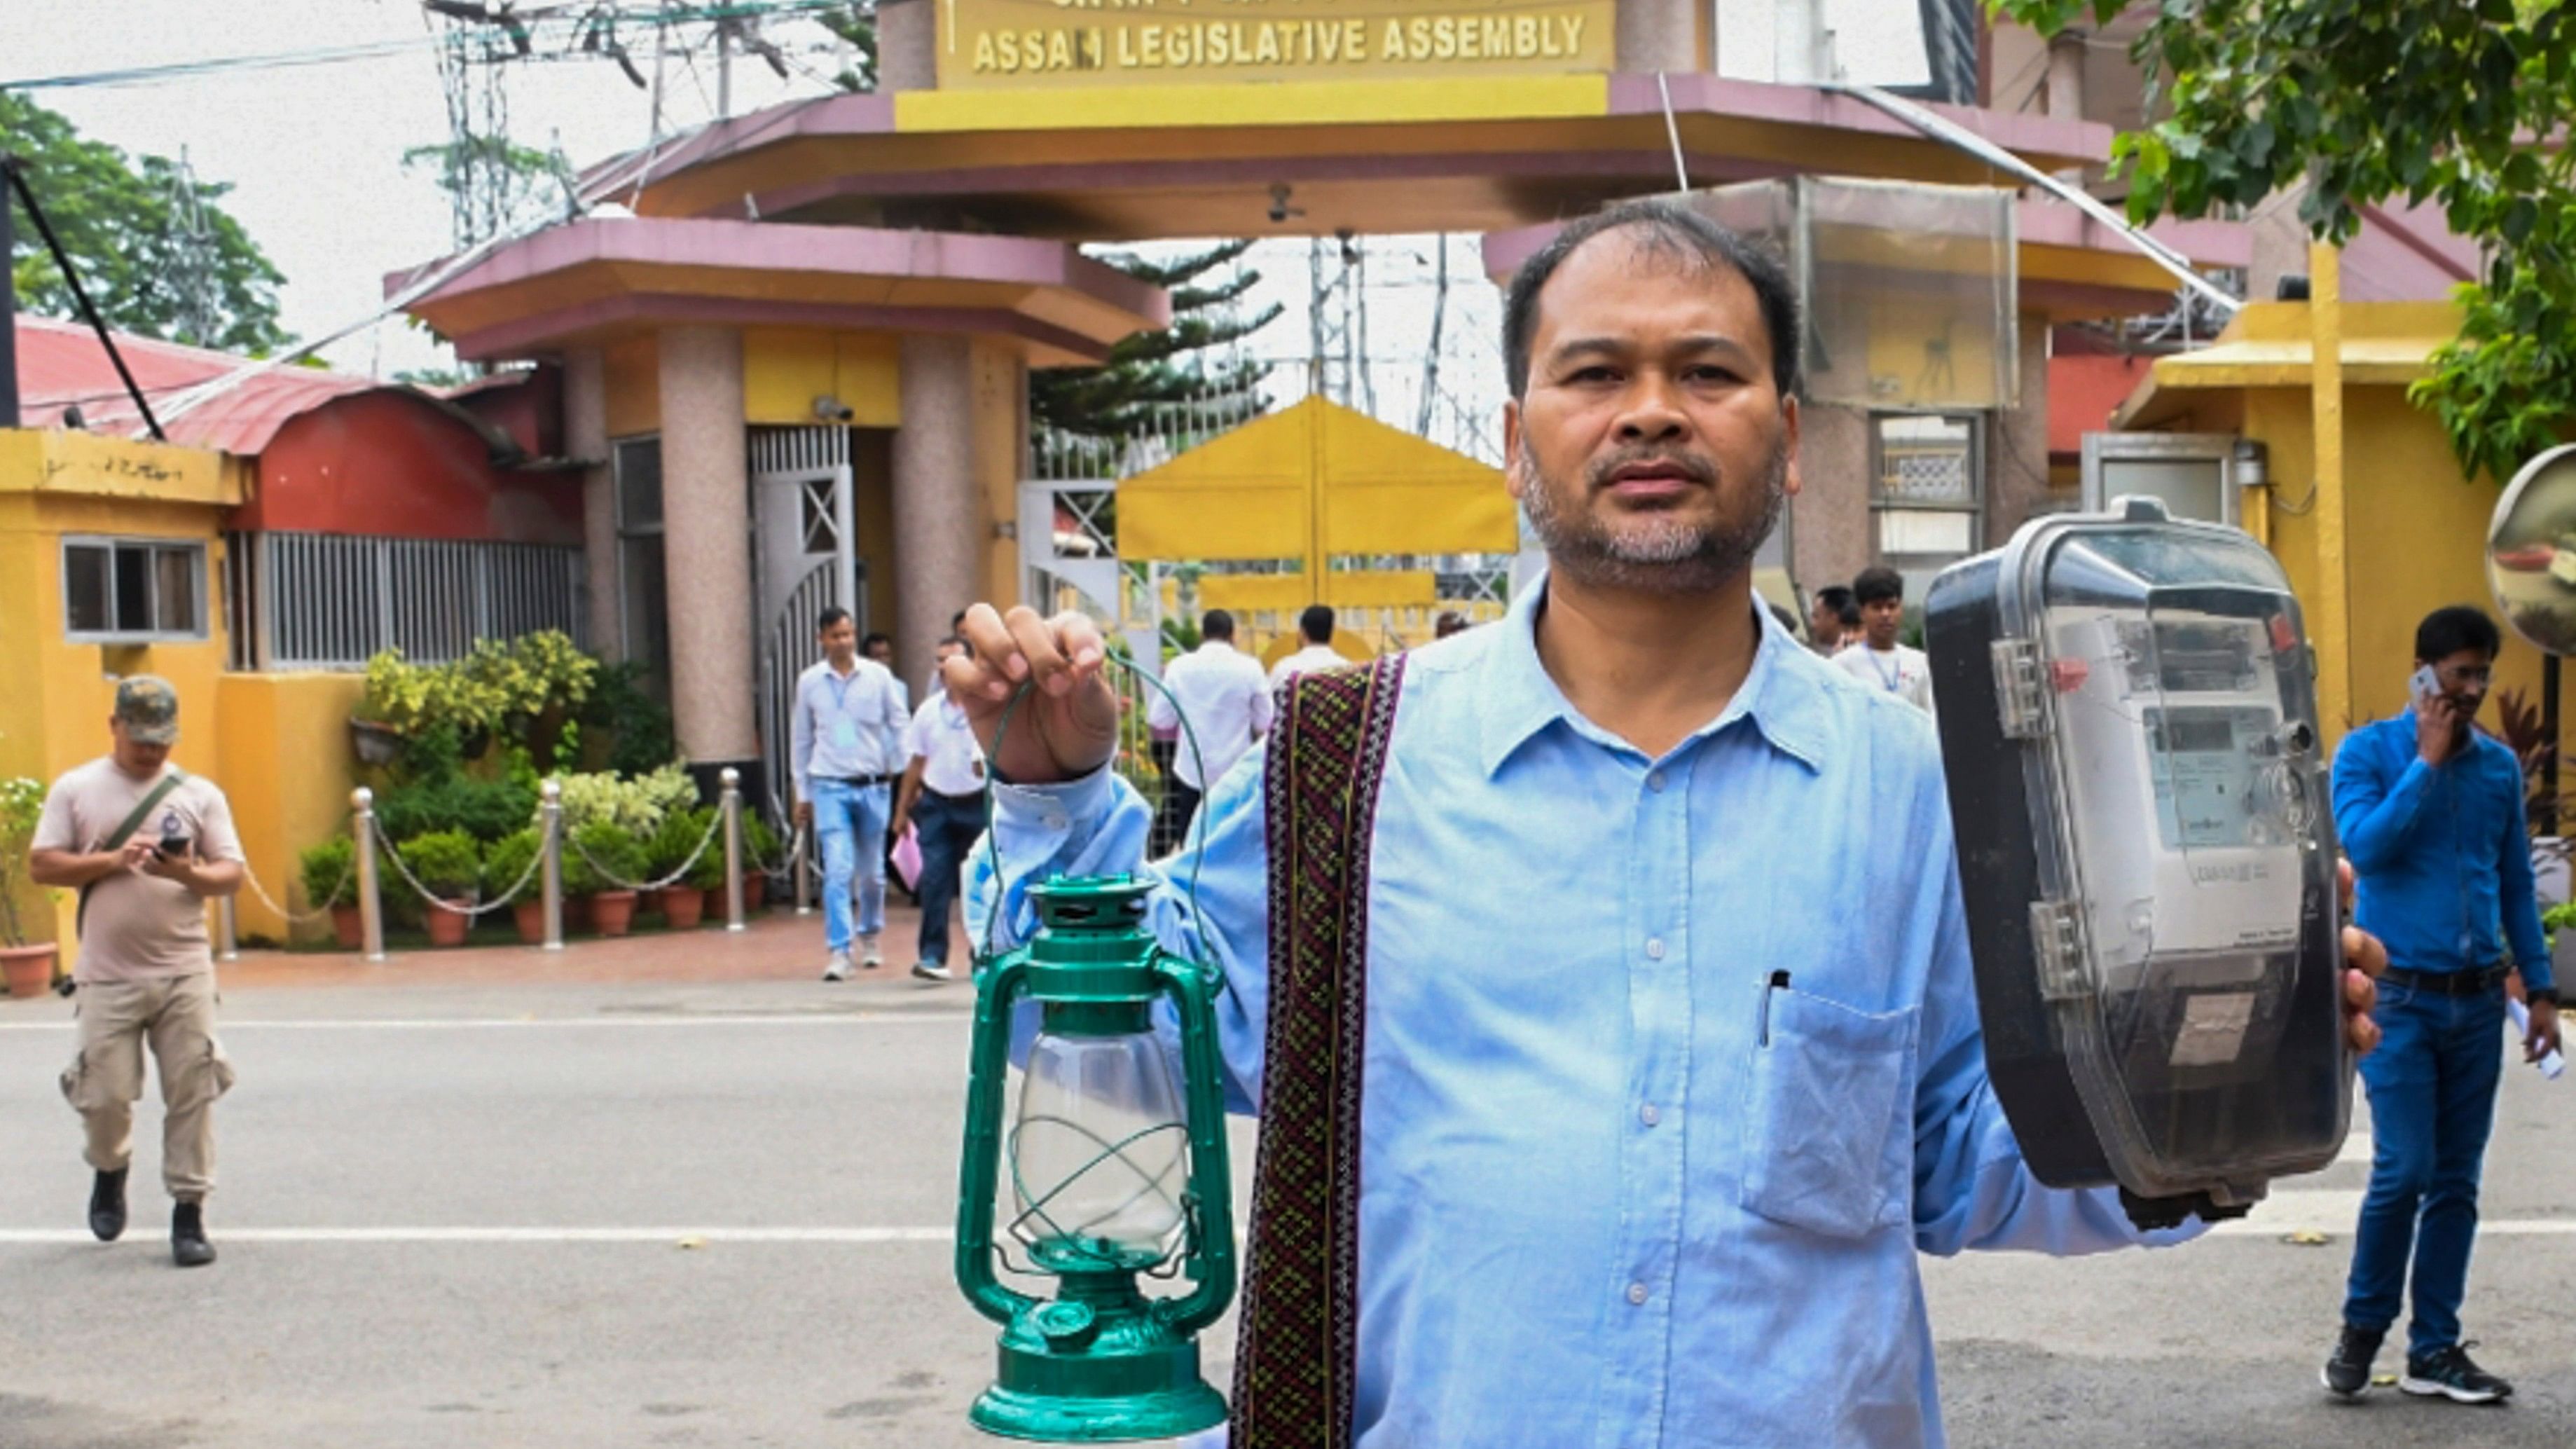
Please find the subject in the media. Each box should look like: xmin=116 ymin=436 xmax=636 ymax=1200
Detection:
xmin=0 ymin=156 xmax=18 ymax=430
xmin=716 ymin=16 xmax=733 ymax=118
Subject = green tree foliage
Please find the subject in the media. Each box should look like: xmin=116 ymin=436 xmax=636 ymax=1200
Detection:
xmin=1031 ymin=240 xmax=1283 ymax=445
xmin=1996 ymin=0 xmax=2576 ymax=485
xmin=1 ymin=92 xmax=289 ymax=354
xmin=818 ymin=1 xmax=879 ymax=91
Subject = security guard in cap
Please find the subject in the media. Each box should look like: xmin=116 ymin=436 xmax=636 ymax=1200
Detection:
xmin=27 ymin=678 xmax=247 ymax=1268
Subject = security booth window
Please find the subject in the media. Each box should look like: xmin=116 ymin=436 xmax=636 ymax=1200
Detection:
xmin=63 ymin=537 xmax=207 ymax=642
xmin=613 ymin=437 xmax=671 ymax=699
xmin=1872 ymin=412 xmax=1983 ymax=598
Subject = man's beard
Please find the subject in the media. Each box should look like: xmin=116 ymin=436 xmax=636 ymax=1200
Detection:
xmin=1518 ymin=433 xmax=1789 ymax=596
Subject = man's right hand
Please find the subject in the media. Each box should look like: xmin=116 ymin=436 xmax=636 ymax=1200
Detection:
xmin=949 ymin=605 xmax=1120 ymax=785
xmin=794 ymin=800 xmax=813 ymax=828
xmin=117 ymin=838 xmax=160 ymax=873
xmin=2417 ymin=695 xmax=2463 ymax=767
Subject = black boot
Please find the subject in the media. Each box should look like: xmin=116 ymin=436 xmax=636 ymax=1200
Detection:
xmin=171 ymin=1201 xmax=216 ymax=1268
xmin=87 ymin=1168 xmax=128 ymax=1242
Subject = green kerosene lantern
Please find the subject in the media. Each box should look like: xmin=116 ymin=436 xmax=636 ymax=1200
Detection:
xmin=955 ymin=874 xmax=1237 ymax=1441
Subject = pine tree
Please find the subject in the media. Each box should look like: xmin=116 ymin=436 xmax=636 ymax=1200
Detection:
xmin=1031 ymin=240 xmax=1282 ymax=447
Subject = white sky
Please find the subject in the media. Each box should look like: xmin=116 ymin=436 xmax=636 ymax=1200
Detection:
xmin=4 ymin=0 xmax=1508 ymax=432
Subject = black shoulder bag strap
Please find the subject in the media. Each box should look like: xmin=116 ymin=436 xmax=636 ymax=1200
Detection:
xmin=76 ymin=769 xmax=186 ymax=940
xmin=1231 ymin=654 xmax=1405 ymax=1449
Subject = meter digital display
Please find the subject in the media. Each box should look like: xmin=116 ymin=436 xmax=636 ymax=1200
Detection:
xmin=1926 ymin=498 xmax=2352 ymax=1229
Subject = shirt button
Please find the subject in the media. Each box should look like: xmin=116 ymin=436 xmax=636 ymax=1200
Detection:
xmin=1646 ymin=770 xmax=1667 ymax=793
xmin=1645 ymin=938 xmax=1667 ymax=961
xmin=1627 ymin=1282 xmax=1649 ymax=1305
xmin=1640 ymin=1104 xmax=1660 ymax=1127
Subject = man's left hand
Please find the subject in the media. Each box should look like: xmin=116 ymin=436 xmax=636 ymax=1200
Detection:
xmin=2526 ymin=997 xmax=2562 ymax=1064
xmin=2339 ymin=859 xmax=2387 ymax=1058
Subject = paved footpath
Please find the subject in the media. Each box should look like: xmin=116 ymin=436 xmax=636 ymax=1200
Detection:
xmin=2 ymin=909 xmax=2570 ymax=1446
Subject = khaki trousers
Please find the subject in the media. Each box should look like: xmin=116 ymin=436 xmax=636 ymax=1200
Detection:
xmin=59 ymin=973 xmax=235 ymax=1202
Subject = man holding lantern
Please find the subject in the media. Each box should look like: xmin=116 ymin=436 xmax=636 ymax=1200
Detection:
xmin=949 ymin=201 xmax=2385 ymax=1448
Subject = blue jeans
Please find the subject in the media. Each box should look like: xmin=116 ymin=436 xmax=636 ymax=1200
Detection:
xmin=2342 ymin=979 xmax=2508 ymax=1359
xmin=911 ymin=788 xmax=987 ymax=967
xmin=810 ymin=778 xmax=889 ymax=954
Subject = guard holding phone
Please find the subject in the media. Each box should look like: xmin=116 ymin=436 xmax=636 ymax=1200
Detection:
xmin=2322 ymin=607 xmax=2562 ymax=1402
xmin=25 ymin=677 xmax=245 ymax=1268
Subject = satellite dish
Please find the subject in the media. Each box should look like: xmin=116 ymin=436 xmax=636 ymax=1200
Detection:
xmin=2486 ymin=442 xmax=2576 ymax=657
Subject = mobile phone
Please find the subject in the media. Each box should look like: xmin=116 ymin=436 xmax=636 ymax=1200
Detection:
xmin=2409 ymin=664 xmax=2441 ymax=711
xmin=158 ymin=828 xmax=192 ymax=858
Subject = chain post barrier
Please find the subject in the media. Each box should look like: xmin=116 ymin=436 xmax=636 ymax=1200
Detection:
xmin=721 ymin=768 xmax=745 ymax=933
xmin=352 ymin=787 xmax=386 ymax=963
xmin=216 ymin=894 xmax=239 ymax=962
xmin=539 ymin=778 xmax=565 ymax=953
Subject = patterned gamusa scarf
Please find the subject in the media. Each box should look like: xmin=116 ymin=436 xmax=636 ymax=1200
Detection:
xmin=1230 ymin=654 xmax=1406 ymax=1449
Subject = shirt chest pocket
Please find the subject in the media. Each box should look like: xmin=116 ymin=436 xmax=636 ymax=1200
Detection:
xmin=1737 ymin=985 xmax=1920 ymax=1239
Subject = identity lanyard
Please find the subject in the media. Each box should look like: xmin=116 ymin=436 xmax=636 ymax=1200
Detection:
xmin=1868 ymin=647 xmax=1904 ymax=694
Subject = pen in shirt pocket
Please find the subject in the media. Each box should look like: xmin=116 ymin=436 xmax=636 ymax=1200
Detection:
xmin=1759 ymin=970 xmax=1790 ymax=1046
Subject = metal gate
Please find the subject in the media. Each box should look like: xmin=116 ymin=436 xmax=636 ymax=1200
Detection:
xmin=751 ymin=427 xmax=860 ymax=817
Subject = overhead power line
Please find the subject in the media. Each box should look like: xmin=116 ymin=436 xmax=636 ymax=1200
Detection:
xmin=0 ymin=2 xmax=852 ymax=92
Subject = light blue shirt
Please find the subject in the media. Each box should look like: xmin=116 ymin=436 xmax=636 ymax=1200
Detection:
xmin=972 ymin=580 xmax=2191 ymax=1448
xmin=790 ymin=657 xmax=910 ymax=799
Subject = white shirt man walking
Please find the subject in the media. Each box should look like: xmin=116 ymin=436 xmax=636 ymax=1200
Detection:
xmin=1147 ymin=609 xmax=1274 ymax=844
xmin=1831 ymin=565 xmax=1935 ymax=715
xmin=791 ymin=607 xmax=911 ymax=980
xmin=890 ymin=635 xmax=988 ymax=984
xmin=29 ymin=677 xmax=245 ymax=1268
xmin=1269 ymin=604 xmax=1348 ymax=687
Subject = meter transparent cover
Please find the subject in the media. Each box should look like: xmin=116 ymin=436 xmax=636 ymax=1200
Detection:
xmin=1928 ymin=503 xmax=2350 ymax=1222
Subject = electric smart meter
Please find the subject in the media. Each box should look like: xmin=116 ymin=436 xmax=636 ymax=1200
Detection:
xmin=1926 ymin=497 xmax=2353 ymax=1230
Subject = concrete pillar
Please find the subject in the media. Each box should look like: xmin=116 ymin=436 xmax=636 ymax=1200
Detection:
xmin=1790 ymin=401 xmax=1871 ymax=595
xmin=563 ymin=348 xmax=621 ymax=661
xmin=892 ymin=335 xmax=984 ymax=691
xmin=1618 ymin=0 xmax=1700 ymax=74
xmin=878 ymin=0 xmax=937 ymax=91
xmin=1985 ymin=317 xmax=2057 ymax=547
xmin=657 ymin=326 xmax=762 ymax=770
xmin=2044 ymin=34 xmax=2085 ymax=118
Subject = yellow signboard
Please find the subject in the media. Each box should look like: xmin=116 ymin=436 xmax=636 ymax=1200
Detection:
xmin=937 ymin=0 xmax=1617 ymax=90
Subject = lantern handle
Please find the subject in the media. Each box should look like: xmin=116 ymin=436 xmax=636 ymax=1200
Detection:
xmin=956 ymin=958 xmax=1045 ymax=1328
xmin=977 ymin=659 xmax=1218 ymax=987
xmin=1153 ymin=951 xmax=1240 ymax=1336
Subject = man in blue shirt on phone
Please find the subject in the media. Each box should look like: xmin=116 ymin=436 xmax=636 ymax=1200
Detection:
xmin=2324 ymin=604 xmax=2563 ymax=1403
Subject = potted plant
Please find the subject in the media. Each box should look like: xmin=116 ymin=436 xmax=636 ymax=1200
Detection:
xmin=571 ymin=820 xmax=647 ymax=938
xmin=397 ymin=830 xmax=482 ymax=948
xmin=742 ymin=813 xmax=781 ymax=912
xmin=483 ymin=828 xmax=546 ymax=945
xmin=1 ymin=776 xmax=57 ymax=997
xmin=687 ymin=823 xmax=729 ymax=924
xmin=298 ymin=837 xmax=361 ymax=949
xmin=646 ymin=808 xmax=712 ymax=930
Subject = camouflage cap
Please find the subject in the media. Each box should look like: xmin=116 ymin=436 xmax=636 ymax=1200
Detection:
xmin=113 ymin=675 xmax=181 ymax=744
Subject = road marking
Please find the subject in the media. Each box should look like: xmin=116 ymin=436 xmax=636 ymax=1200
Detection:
xmin=2207 ymin=1187 xmax=2575 ymax=1238
xmin=0 ymin=1225 xmax=954 ymax=1245
xmin=0 ymin=1012 xmax=972 ymax=1031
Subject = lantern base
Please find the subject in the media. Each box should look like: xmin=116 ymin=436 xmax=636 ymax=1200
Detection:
xmin=970 ymin=1338 xmax=1227 ymax=1443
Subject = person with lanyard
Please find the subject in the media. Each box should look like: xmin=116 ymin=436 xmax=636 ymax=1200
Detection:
xmin=1832 ymin=564 xmax=1934 ymax=715
xmin=889 ymin=634 xmax=988 ymax=984
xmin=791 ymin=607 xmax=911 ymax=981
xmin=942 ymin=200 xmax=2383 ymax=1448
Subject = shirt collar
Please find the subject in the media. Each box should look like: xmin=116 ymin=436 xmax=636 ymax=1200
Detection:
xmin=1475 ymin=572 xmax=1833 ymax=778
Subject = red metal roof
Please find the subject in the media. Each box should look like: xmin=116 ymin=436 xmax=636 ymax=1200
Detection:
xmin=12 ymin=313 xmax=376 ymax=457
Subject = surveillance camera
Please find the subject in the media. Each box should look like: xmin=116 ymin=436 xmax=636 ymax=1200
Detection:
xmin=812 ymin=395 xmax=855 ymax=423
xmin=1268 ymin=183 xmax=1300 ymax=225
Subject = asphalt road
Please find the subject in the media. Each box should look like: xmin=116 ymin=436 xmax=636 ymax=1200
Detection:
xmin=2 ymin=976 xmax=2570 ymax=1448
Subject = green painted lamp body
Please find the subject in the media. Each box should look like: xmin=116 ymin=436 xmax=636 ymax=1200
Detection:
xmin=956 ymin=876 xmax=1237 ymax=1442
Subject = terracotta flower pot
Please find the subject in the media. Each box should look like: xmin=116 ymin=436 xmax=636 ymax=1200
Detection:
xmin=565 ymin=895 xmax=594 ymax=934
xmin=662 ymin=886 xmax=705 ymax=930
xmin=513 ymin=898 xmax=547 ymax=945
xmin=425 ymin=901 xmax=474 ymax=948
xmin=3 ymin=942 xmax=58 ymax=999
xmin=743 ymin=872 xmax=768 ymax=912
xmin=591 ymin=889 xmax=640 ymax=938
xmin=331 ymin=904 xmax=364 ymax=951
